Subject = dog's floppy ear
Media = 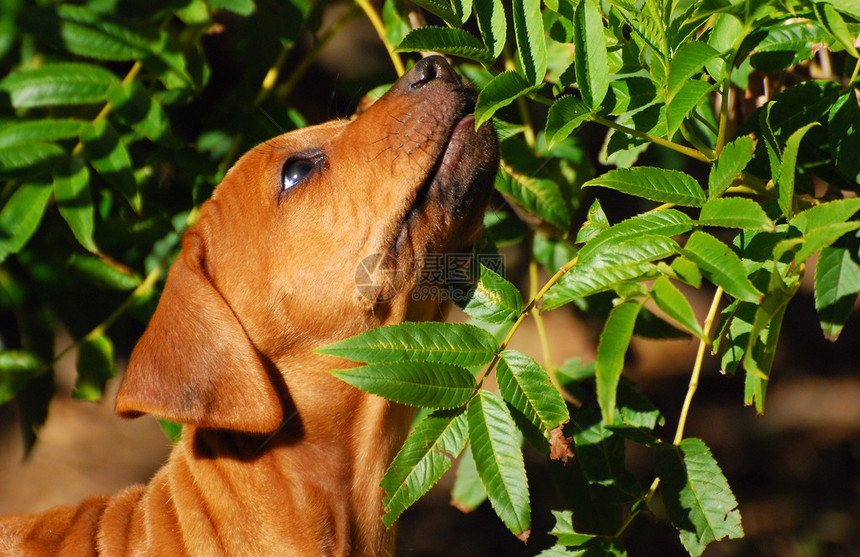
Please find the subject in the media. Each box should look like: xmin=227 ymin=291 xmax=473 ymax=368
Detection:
xmin=115 ymin=235 xmax=284 ymax=433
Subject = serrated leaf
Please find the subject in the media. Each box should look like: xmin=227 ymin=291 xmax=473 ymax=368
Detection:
xmin=497 ymin=350 xmax=569 ymax=434
xmin=544 ymin=235 xmax=676 ymax=309
xmin=666 ymin=41 xmax=720 ymax=103
xmin=475 ymin=71 xmax=540 ymax=128
xmin=605 ymin=76 xmax=658 ymax=115
xmin=574 ymin=0 xmax=609 ymax=108
xmin=513 ymin=0 xmax=547 ymax=85
xmin=545 ymin=95 xmax=592 ymax=147
xmin=596 ymin=300 xmax=642 ymax=425
xmin=107 ymin=82 xmax=179 ymax=147
xmin=0 ymin=350 xmax=43 ymax=405
xmin=450 ymin=442 xmax=488 ymax=512
xmin=396 ymin=27 xmax=494 ymax=66
xmin=814 ymin=243 xmax=860 ymax=341
xmin=670 ymin=256 xmax=702 ymax=288
xmin=382 ymin=409 xmax=469 ymax=526
xmin=54 ymin=157 xmax=97 ymax=253
xmin=474 ymin=0 xmax=506 ymax=58
xmin=650 ymin=276 xmax=707 ymax=341
xmin=666 ymin=79 xmax=715 ymax=137
xmin=461 ymin=264 xmax=524 ymax=324
xmin=584 ymin=167 xmax=707 ymax=207
xmin=578 ymin=209 xmax=693 ymax=262
xmin=0 ymin=62 xmax=119 ymax=108
xmin=0 ymin=118 xmax=86 ymax=148
xmin=683 ymin=231 xmax=762 ymax=302
xmin=495 ymin=162 xmax=571 ymax=231
xmin=657 ymin=438 xmax=743 ymax=556
xmin=828 ymin=92 xmax=860 ymax=183
xmin=793 ymin=222 xmax=860 ymax=265
xmin=81 ymin=120 xmax=141 ymax=212
xmin=698 ymin=197 xmax=774 ymax=231
xmin=73 ymin=334 xmax=116 ymax=401
xmin=708 ymin=136 xmax=754 ymax=198
xmin=0 ymin=182 xmax=53 ymax=262
xmin=317 ymin=322 xmax=497 ymax=367
xmin=468 ymin=390 xmax=531 ymax=540
xmin=777 ymin=122 xmax=818 ymax=219
xmin=57 ymin=5 xmax=148 ymax=61
xmin=333 ymin=361 xmax=475 ymax=408
xmin=813 ymin=1 xmax=859 ymax=57
xmin=789 ymin=198 xmax=860 ymax=234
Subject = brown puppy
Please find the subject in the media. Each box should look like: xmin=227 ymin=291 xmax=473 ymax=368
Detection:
xmin=0 ymin=56 xmax=498 ymax=556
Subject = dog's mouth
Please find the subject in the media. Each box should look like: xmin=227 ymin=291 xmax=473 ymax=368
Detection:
xmin=392 ymin=108 xmax=497 ymax=259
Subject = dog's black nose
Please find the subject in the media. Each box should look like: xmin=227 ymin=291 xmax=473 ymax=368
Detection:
xmin=409 ymin=55 xmax=460 ymax=89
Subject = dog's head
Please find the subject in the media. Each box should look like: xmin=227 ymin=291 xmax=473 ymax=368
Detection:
xmin=115 ymin=56 xmax=499 ymax=432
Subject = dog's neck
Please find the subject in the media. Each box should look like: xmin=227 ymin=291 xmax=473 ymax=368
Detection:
xmin=164 ymin=379 xmax=414 ymax=557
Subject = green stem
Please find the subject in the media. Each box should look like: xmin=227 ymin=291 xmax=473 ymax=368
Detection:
xmin=844 ymin=56 xmax=860 ymax=94
xmin=592 ymin=115 xmax=712 ymax=163
xmin=356 ymin=0 xmax=405 ymax=76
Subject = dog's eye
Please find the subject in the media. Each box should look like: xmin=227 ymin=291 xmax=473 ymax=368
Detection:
xmin=282 ymin=158 xmax=317 ymax=191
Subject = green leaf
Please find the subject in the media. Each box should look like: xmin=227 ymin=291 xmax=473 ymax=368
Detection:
xmin=698 ymin=197 xmax=774 ymax=231
xmin=382 ymin=409 xmax=469 ymax=526
xmin=333 ymin=361 xmax=475 ymax=408
xmin=0 ymin=118 xmax=86 ymax=148
xmin=0 ymin=182 xmax=53 ymax=262
xmin=828 ymin=92 xmax=860 ymax=183
xmin=409 ymin=0 xmax=461 ymax=27
xmin=777 ymin=122 xmax=818 ymax=219
xmin=814 ymin=242 xmax=860 ymax=341
xmin=107 ymin=82 xmax=180 ymax=147
xmin=0 ymin=62 xmax=119 ymax=108
xmin=670 ymin=256 xmax=702 ymax=288
xmin=575 ymin=199 xmax=609 ymax=244
xmin=80 ymin=120 xmax=141 ymax=212
xmin=395 ymin=27 xmax=494 ymax=66
xmin=468 ymin=390 xmax=531 ymax=540
xmin=67 ymin=253 xmax=141 ymax=290
xmin=545 ymin=95 xmax=592 ymax=148
xmin=584 ymin=167 xmax=707 ymax=207
xmin=574 ymin=0 xmax=609 ymax=108
xmin=474 ymin=0 xmax=506 ymax=58
xmin=683 ymin=231 xmax=762 ymax=302
xmin=497 ymin=350 xmax=569 ymax=433
xmin=317 ymin=322 xmax=497 ymax=367
xmin=209 ymin=0 xmax=255 ymax=15
xmin=748 ymin=22 xmax=834 ymax=72
xmin=0 ymin=142 xmax=65 ymax=176
xmin=54 ymin=157 xmax=97 ymax=253
xmin=650 ymin=276 xmax=707 ymax=341
xmin=544 ymin=235 xmax=676 ymax=309
xmin=513 ymin=0 xmax=547 ymax=85
xmin=813 ymin=1 xmax=859 ymax=57
xmin=548 ymin=510 xmax=597 ymax=547
xmin=596 ymin=301 xmax=642 ymax=425
xmin=475 ymin=71 xmax=540 ymax=128
xmin=789 ymin=198 xmax=860 ymax=234
xmin=0 ymin=350 xmax=42 ymax=405
xmin=495 ymin=161 xmax=571 ymax=232
xmin=56 ymin=5 xmax=148 ymax=61
xmin=461 ymin=264 xmax=524 ymax=324
xmin=73 ymin=334 xmax=116 ymax=401
xmin=666 ymin=41 xmax=720 ymax=103
xmin=708 ymin=136 xmax=754 ymax=198
xmin=665 ymin=79 xmax=715 ymax=138
xmin=657 ymin=438 xmax=743 ymax=556
xmin=792 ymin=222 xmax=860 ymax=265
xmin=578 ymin=209 xmax=693 ymax=262
xmin=450 ymin=442 xmax=488 ymax=512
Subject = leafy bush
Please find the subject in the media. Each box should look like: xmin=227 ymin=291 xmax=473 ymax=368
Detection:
xmin=1 ymin=0 xmax=858 ymax=555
